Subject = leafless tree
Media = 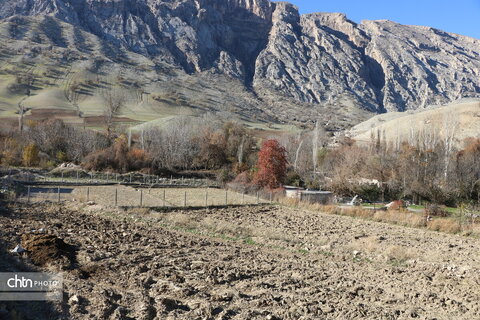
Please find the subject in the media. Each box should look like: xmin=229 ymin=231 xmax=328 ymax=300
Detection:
xmin=64 ymin=78 xmax=81 ymax=114
xmin=103 ymin=88 xmax=126 ymax=138
xmin=312 ymin=120 xmax=327 ymax=174
xmin=312 ymin=121 xmax=319 ymax=173
xmin=294 ymin=139 xmax=304 ymax=171
xmin=442 ymin=111 xmax=459 ymax=181
xmin=17 ymin=96 xmax=30 ymax=132
xmin=144 ymin=117 xmax=200 ymax=170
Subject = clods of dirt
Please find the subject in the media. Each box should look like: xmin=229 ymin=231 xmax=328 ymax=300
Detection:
xmin=21 ymin=233 xmax=76 ymax=267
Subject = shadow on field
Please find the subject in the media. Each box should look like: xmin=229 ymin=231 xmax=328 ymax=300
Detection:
xmin=128 ymin=203 xmax=273 ymax=213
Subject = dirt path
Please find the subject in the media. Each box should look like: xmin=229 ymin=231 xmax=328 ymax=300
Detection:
xmin=1 ymin=203 xmax=480 ymax=319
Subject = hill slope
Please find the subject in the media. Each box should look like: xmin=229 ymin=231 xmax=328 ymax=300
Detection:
xmin=349 ymin=99 xmax=480 ymax=146
xmin=0 ymin=0 xmax=479 ymax=131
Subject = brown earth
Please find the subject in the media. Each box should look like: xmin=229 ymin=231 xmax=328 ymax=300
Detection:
xmin=21 ymin=233 xmax=76 ymax=267
xmin=1 ymin=203 xmax=480 ymax=319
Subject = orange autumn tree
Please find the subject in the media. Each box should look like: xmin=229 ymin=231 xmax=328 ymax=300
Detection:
xmin=254 ymin=139 xmax=288 ymax=189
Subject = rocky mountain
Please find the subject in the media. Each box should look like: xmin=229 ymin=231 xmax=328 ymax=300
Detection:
xmin=0 ymin=0 xmax=479 ymax=125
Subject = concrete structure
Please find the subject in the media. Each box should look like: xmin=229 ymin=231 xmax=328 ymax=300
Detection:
xmin=285 ymin=186 xmax=335 ymax=205
xmin=300 ymin=191 xmax=335 ymax=205
xmin=285 ymin=186 xmax=304 ymax=199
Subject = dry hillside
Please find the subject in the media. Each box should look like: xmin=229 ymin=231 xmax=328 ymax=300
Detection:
xmin=349 ymin=99 xmax=480 ymax=146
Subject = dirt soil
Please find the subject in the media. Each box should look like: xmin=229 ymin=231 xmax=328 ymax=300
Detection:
xmin=1 ymin=203 xmax=480 ymax=319
xmin=21 ymin=234 xmax=77 ymax=267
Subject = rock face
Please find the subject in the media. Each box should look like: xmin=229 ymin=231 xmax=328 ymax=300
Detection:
xmin=253 ymin=5 xmax=381 ymax=111
xmin=360 ymin=20 xmax=480 ymax=111
xmin=0 ymin=0 xmax=480 ymax=113
xmin=0 ymin=0 xmax=273 ymax=81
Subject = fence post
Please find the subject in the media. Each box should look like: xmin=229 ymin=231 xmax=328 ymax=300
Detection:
xmin=205 ymin=189 xmax=208 ymax=207
xmin=87 ymin=187 xmax=90 ymax=202
xmin=257 ymin=192 xmax=259 ymax=205
xmin=270 ymin=192 xmax=272 ymax=203
xmin=163 ymin=190 xmax=166 ymax=207
xmin=57 ymin=187 xmax=61 ymax=203
xmin=184 ymin=191 xmax=187 ymax=207
xmin=114 ymin=188 xmax=118 ymax=206
xmin=140 ymin=190 xmax=143 ymax=207
xmin=76 ymin=171 xmax=79 ymax=181
xmin=106 ymin=172 xmax=109 ymax=182
xmin=225 ymin=190 xmax=228 ymax=206
xmin=27 ymin=186 xmax=31 ymax=204
xmin=130 ymin=174 xmax=132 ymax=184
xmin=61 ymin=171 xmax=64 ymax=182
xmin=242 ymin=192 xmax=245 ymax=205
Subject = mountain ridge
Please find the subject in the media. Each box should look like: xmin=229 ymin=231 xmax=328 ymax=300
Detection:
xmin=0 ymin=0 xmax=479 ymax=128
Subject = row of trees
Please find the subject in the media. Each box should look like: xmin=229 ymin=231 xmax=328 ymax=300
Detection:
xmin=316 ymin=136 xmax=480 ymax=206
xmin=142 ymin=115 xmax=256 ymax=173
xmin=1 ymin=120 xmax=109 ymax=167
xmin=1 ymin=112 xmax=478 ymax=206
xmin=0 ymin=115 xmax=258 ymax=181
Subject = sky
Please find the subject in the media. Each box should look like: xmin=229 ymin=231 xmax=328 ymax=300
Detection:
xmin=288 ymin=0 xmax=480 ymax=39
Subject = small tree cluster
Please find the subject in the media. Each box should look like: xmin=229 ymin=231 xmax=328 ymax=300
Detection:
xmin=318 ymin=137 xmax=480 ymax=206
xmin=22 ymin=144 xmax=40 ymax=167
xmin=143 ymin=115 xmax=255 ymax=173
xmin=82 ymin=135 xmax=151 ymax=173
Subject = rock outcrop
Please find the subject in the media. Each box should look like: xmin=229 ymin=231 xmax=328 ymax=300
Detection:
xmin=0 ymin=0 xmax=479 ymax=113
xmin=253 ymin=5 xmax=381 ymax=112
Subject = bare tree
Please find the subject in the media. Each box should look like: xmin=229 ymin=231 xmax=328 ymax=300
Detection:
xmin=64 ymin=78 xmax=81 ymax=114
xmin=103 ymin=88 xmax=126 ymax=138
xmin=237 ymin=136 xmax=245 ymax=164
xmin=294 ymin=139 xmax=304 ymax=172
xmin=144 ymin=117 xmax=200 ymax=170
xmin=17 ymin=97 xmax=27 ymax=132
xmin=312 ymin=121 xmax=319 ymax=173
xmin=312 ymin=120 xmax=327 ymax=174
xmin=442 ymin=111 xmax=459 ymax=181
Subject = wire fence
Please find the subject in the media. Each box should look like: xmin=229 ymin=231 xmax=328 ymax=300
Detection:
xmin=1 ymin=168 xmax=218 ymax=188
xmin=16 ymin=185 xmax=272 ymax=208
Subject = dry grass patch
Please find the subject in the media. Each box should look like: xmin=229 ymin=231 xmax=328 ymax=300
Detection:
xmin=160 ymin=213 xmax=199 ymax=230
xmin=373 ymin=210 xmax=425 ymax=228
xmin=341 ymin=207 xmax=374 ymax=219
xmin=126 ymin=207 xmax=151 ymax=216
xmin=385 ymin=245 xmax=418 ymax=264
xmin=200 ymin=216 xmax=252 ymax=238
xmin=285 ymin=201 xmax=431 ymax=233
xmin=349 ymin=236 xmax=380 ymax=254
xmin=427 ymin=218 xmax=462 ymax=234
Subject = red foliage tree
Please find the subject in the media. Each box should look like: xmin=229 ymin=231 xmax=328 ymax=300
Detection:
xmin=254 ymin=139 xmax=288 ymax=189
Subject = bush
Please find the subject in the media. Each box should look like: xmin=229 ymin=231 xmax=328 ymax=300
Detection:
xmin=82 ymin=148 xmax=113 ymax=171
xmin=305 ymin=178 xmax=321 ymax=190
xmin=82 ymin=136 xmax=153 ymax=173
xmin=285 ymin=171 xmax=303 ymax=187
xmin=425 ymin=204 xmax=449 ymax=217
xmin=56 ymin=151 xmax=68 ymax=162
xmin=216 ymin=167 xmax=235 ymax=186
xmin=22 ymin=144 xmax=40 ymax=167
xmin=128 ymin=148 xmax=151 ymax=170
